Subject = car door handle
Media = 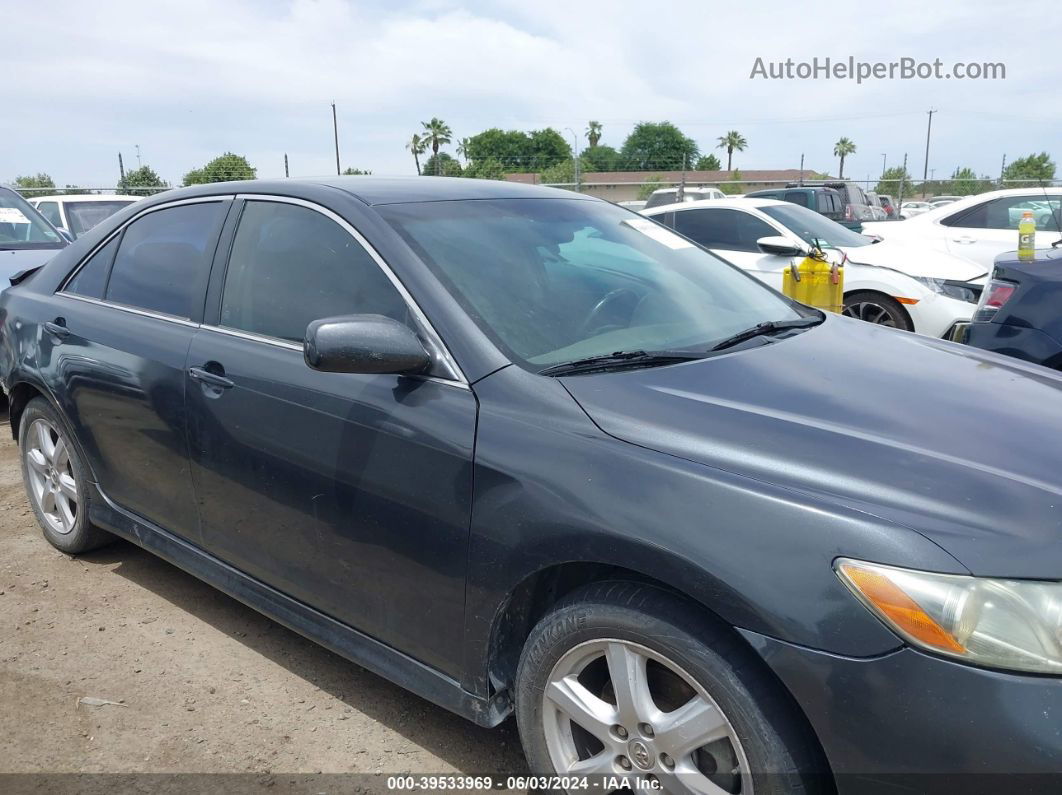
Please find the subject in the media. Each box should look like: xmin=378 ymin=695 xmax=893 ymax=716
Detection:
xmin=951 ymin=236 xmax=976 ymax=244
xmin=44 ymin=320 xmax=70 ymax=340
xmin=188 ymin=367 xmax=235 ymax=390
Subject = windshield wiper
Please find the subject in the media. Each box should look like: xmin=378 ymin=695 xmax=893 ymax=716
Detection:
xmin=539 ymin=350 xmax=706 ymax=377
xmin=709 ymin=317 xmax=822 ymax=353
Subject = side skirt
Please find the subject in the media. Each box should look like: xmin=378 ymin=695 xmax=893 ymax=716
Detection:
xmin=87 ymin=483 xmax=511 ymax=728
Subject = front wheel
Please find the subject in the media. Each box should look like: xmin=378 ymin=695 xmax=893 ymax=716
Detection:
xmin=842 ymin=291 xmax=913 ymax=331
xmin=515 ymin=582 xmax=825 ymax=794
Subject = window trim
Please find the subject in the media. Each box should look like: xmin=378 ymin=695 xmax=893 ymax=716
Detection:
xmin=209 ymin=193 xmax=466 ymax=385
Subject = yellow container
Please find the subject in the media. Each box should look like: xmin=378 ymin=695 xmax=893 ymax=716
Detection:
xmin=1018 ymin=211 xmax=1036 ymax=261
xmin=782 ymin=252 xmax=844 ymax=313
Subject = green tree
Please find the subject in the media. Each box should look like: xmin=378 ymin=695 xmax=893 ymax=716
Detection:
xmin=949 ymin=166 xmax=993 ymax=195
xmin=721 ymin=169 xmax=744 ymax=195
xmin=636 ymin=175 xmax=667 ymax=201
xmin=183 ymin=152 xmax=256 ymax=185
xmin=833 ymin=137 xmax=857 ymax=179
xmin=620 ymin=122 xmax=699 ymax=171
xmin=118 ymin=165 xmax=169 ymax=196
xmin=540 ymin=159 xmax=578 ymax=189
xmin=1002 ymin=152 xmax=1056 ymax=186
xmin=716 ymin=131 xmax=747 ymax=172
xmin=585 ymin=121 xmax=603 ymax=148
xmin=342 ymin=167 xmax=372 ymax=175
xmin=421 ymin=118 xmax=453 ymax=174
xmin=581 ymin=145 xmax=621 ymax=172
xmin=464 ymin=128 xmax=531 ymax=169
xmin=456 ymin=137 xmax=471 ymax=163
xmin=462 ymin=157 xmax=506 ymax=180
xmin=405 ymin=134 xmax=426 ymax=175
xmin=875 ymin=165 xmax=913 ymax=197
xmin=527 ymin=129 xmax=572 ymax=171
xmin=421 ymin=152 xmax=462 ymax=177
xmin=695 ymin=153 xmax=722 ymax=171
xmin=12 ymin=173 xmax=55 ymax=197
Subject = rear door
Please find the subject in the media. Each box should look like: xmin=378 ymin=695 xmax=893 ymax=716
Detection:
xmin=184 ymin=196 xmax=476 ymax=677
xmin=47 ymin=197 xmax=230 ymax=540
xmin=941 ymin=194 xmax=1059 ymax=268
xmin=672 ymin=207 xmax=788 ymax=289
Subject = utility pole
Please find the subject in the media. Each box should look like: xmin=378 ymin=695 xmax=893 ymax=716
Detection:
xmin=799 ymin=153 xmax=804 ymax=186
xmin=331 ymin=102 xmax=341 ymax=175
xmin=118 ymin=152 xmax=126 ymax=187
xmin=921 ymin=109 xmax=936 ymax=198
xmin=135 ymin=144 xmax=142 ymax=168
xmin=881 ymin=153 xmax=887 ymax=178
xmin=1000 ymin=154 xmax=1007 ymax=186
xmin=898 ymin=153 xmax=908 ymax=213
xmin=564 ymin=128 xmax=581 ymax=192
xmin=284 ymin=153 xmax=290 ymax=178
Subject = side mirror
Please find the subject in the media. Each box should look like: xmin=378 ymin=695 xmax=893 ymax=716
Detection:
xmin=757 ymin=235 xmax=807 ymax=257
xmin=304 ymin=315 xmax=431 ymax=375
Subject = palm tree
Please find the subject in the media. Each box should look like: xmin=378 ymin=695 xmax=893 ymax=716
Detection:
xmin=716 ymin=130 xmax=747 ymax=171
xmin=456 ymin=137 xmax=471 ymax=164
xmin=405 ymin=134 xmax=426 ymax=175
xmin=585 ymin=121 xmax=602 ymax=148
xmin=834 ymin=137 xmax=857 ymax=178
xmin=421 ymin=118 xmax=453 ymax=174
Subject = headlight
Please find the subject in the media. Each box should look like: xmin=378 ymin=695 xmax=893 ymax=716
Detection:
xmin=836 ymin=559 xmax=1062 ymax=674
xmin=913 ymin=276 xmax=980 ymax=304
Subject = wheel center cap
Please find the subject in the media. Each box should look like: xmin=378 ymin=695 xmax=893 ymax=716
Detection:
xmin=627 ymin=739 xmax=655 ymax=770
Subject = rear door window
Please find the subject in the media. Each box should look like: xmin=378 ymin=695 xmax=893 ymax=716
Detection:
xmin=106 ymin=201 xmax=226 ymax=319
xmin=66 ymin=236 xmax=119 ymax=299
xmin=784 ymin=191 xmax=809 ymax=207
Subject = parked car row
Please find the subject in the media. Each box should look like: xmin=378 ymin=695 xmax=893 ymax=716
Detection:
xmin=641 ymin=197 xmax=982 ymax=338
xmin=3 ymin=176 xmax=1062 ymax=792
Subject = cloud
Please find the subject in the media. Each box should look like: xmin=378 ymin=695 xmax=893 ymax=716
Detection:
xmin=2 ymin=0 xmax=1059 ymax=186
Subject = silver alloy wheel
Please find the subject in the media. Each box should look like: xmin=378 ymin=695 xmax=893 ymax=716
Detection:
xmin=842 ymin=300 xmax=895 ymax=326
xmin=542 ymin=638 xmax=752 ymax=794
xmin=25 ymin=418 xmax=79 ymax=535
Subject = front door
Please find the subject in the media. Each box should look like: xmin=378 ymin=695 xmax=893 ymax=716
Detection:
xmin=184 ymin=198 xmax=476 ymax=677
xmin=671 ymin=207 xmax=787 ymax=289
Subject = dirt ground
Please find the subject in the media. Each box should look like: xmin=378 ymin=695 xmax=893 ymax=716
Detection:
xmin=0 ymin=406 xmax=526 ymax=787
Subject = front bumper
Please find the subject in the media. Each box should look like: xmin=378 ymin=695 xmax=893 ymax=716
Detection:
xmin=741 ymin=629 xmax=1062 ymax=793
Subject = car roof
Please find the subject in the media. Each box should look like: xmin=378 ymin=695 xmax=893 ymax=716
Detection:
xmin=142 ymin=176 xmax=591 ymax=206
xmin=31 ymin=194 xmax=141 ymax=203
xmin=641 ymin=197 xmax=786 ymax=214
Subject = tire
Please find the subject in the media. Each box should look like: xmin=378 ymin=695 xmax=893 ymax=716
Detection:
xmin=515 ymin=581 xmax=826 ymax=794
xmin=842 ymin=291 xmax=913 ymax=331
xmin=18 ymin=397 xmax=113 ymax=554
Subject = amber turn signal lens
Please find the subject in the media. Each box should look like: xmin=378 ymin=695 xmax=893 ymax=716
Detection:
xmin=838 ymin=562 xmax=965 ymax=654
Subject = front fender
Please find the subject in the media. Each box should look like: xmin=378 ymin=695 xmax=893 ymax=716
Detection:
xmin=459 ymin=366 xmax=965 ymax=697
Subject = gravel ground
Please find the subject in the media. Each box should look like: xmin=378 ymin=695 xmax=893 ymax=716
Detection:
xmin=0 ymin=406 xmax=526 ymax=789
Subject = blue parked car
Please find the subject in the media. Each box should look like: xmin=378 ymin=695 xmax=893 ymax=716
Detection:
xmin=958 ymin=247 xmax=1062 ymax=370
xmin=2 ymin=177 xmax=1062 ymax=793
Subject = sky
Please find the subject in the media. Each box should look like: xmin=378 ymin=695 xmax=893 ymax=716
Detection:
xmin=3 ymin=0 xmax=1060 ymax=188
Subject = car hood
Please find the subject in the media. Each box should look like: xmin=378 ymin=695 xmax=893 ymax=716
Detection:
xmin=0 ymin=248 xmax=63 ymax=282
xmin=836 ymin=240 xmax=986 ymax=280
xmin=561 ymin=315 xmax=1062 ymax=578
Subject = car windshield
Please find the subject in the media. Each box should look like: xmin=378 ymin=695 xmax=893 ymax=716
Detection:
xmin=0 ymin=189 xmax=64 ymax=250
xmin=65 ymin=200 xmax=135 ymax=236
xmin=378 ymin=198 xmax=803 ymax=370
xmin=759 ymin=203 xmax=874 ymax=249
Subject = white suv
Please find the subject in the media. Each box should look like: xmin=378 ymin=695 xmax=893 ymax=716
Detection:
xmin=643 ymin=186 xmax=725 ymax=208
xmin=31 ymin=195 xmax=140 ymax=239
xmin=863 ymin=188 xmax=1062 ymax=270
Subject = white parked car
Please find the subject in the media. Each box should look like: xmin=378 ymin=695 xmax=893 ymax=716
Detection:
xmin=863 ymin=188 xmax=1062 ymax=270
xmin=642 ymin=198 xmax=984 ymax=338
xmin=643 ymin=186 xmax=725 ymax=209
xmin=30 ymin=194 xmax=140 ymax=239
xmin=896 ymin=200 xmax=933 ymax=219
